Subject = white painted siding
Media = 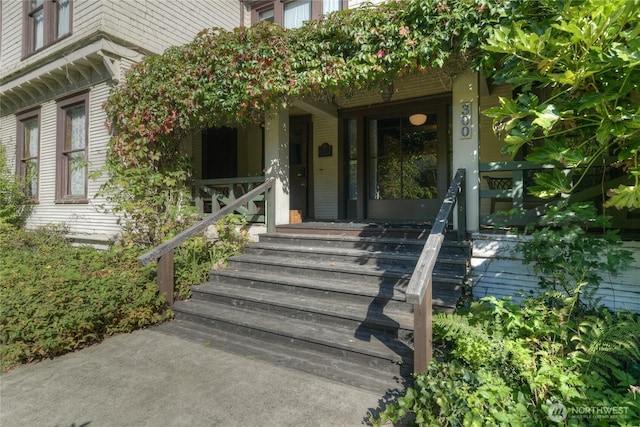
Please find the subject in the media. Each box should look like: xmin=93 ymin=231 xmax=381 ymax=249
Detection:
xmin=312 ymin=116 xmax=338 ymax=219
xmin=0 ymin=1 xmax=22 ymax=70
xmin=100 ymin=0 xmax=239 ymax=55
xmin=2 ymin=0 xmax=240 ymax=239
xmin=0 ymin=115 xmax=18 ymax=170
xmin=471 ymin=234 xmax=640 ymax=313
xmin=17 ymin=84 xmax=120 ymax=238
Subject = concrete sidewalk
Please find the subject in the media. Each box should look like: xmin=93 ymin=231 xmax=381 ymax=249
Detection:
xmin=0 ymin=328 xmax=385 ymax=427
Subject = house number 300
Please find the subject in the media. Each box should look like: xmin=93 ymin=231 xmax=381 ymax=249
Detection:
xmin=460 ymin=102 xmax=472 ymax=139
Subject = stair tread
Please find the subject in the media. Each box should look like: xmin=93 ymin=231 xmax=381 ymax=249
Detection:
xmin=209 ymin=268 xmax=461 ymax=307
xmin=227 ymin=254 xmax=466 ymax=281
xmin=191 ymin=281 xmax=414 ymax=330
xmin=264 ymin=232 xmax=471 ymax=247
xmin=154 ymin=320 xmax=409 ymax=394
xmin=173 ymin=298 xmax=413 ymax=363
xmin=246 ymin=242 xmax=469 ymax=264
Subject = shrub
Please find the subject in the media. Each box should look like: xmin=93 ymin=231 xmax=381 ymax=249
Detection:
xmin=0 ymin=226 xmax=169 ymax=371
xmin=173 ymin=214 xmax=249 ymax=299
xmin=519 ymin=201 xmax=633 ymax=309
xmin=0 ymin=144 xmax=32 ymax=228
xmin=374 ymin=295 xmax=640 ymax=426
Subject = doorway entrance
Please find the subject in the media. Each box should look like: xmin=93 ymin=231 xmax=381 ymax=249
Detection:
xmin=202 ymin=126 xmax=238 ymax=179
xmin=289 ymin=116 xmax=312 ymax=219
xmin=342 ymin=95 xmax=451 ymax=222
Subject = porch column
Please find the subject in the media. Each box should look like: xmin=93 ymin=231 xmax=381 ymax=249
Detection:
xmin=264 ymin=109 xmax=290 ymax=225
xmin=452 ymin=71 xmax=480 ymax=232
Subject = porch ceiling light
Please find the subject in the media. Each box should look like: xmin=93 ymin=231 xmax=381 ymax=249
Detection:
xmin=409 ymin=113 xmax=427 ymax=126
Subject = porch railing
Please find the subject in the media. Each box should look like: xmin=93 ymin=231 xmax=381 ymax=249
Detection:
xmin=138 ymin=178 xmax=276 ymax=306
xmin=406 ymin=168 xmax=466 ymax=373
xmin=479 ymin=160 xmax=622 ymax=225
xmin=194 ymin=176 xmax=266 ymax=222
xmin=479 ymin=161 xmax=556 ymax=213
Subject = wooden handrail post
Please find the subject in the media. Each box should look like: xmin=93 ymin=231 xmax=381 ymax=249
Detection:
xmin=158 ymin=249 xmax=175 ymax=306
xmin=457 ymin=169 xmax=466 ymax=242
xmin=413 ymin=276 xmax=433 ymax=374
xmin=266 ymin=186 xmax=276 ymax=234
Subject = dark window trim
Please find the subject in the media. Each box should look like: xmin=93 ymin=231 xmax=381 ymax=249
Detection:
xmin=22 ymin=0 xmax=73 ymax=59
xmin=56 ymin=91 xmax=89 ymax=203
xmin=250 ymin=0 xmax=346 ymax=27
xmin=16 ymin=108 xmax=42 ymax=202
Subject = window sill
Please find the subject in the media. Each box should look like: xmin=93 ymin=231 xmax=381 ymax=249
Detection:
xmin=55 ymin=198 xmax=88 ymax=205
xmin=21 ymin=33 xmax=73 ymax=61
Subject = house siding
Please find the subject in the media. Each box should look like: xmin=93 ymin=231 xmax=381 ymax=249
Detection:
xmin=336 ymin=71 xmax=452 ymax=109
xmin=99 ymin=0 xmax=239 ymax=55
xmin=0 ymin=114 xmax=18 ymax=170
xmin=471 ymin=234 xmax=640 ymax=313
xmin=13 ymin=84 xmax=120 ymax=238
xmin=1 ymin=0 xmax=240 ymax=240
xmin=1 ymin=1 xmax=238 ymax=77
xmin=0 ymin=1 xmax=22 ymax=69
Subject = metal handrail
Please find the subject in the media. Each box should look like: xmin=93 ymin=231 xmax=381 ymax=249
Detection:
xmin=406 ymin=168 xmax=466 ymax=373
xmin=138 ymin=177 xmax=276 ymax=305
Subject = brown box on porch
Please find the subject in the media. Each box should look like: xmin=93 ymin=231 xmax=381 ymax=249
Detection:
xmin=289 ymin=210 xmax=302 ymax=224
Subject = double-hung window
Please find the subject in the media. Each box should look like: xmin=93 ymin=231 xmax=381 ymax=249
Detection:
xmin=16 ymin=110 xmax=41 ymax=200
xmin=251 ymin=0 xmax=345 ymax=28
xmin=23 ymin=0 xmax=72 ymax=57
xmin=56 ymin=92 xmax=88 ymax=202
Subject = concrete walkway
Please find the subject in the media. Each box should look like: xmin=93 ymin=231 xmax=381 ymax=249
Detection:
xmin=0 ymin=328 xmax=386 ymax=427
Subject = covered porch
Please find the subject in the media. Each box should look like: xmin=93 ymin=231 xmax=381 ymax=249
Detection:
xmin=189 ymin=70 xmax=481 ymax=233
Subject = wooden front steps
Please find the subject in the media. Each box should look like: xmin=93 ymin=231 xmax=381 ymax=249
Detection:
xmin=156 ymin=223 xmax=470 ymax=393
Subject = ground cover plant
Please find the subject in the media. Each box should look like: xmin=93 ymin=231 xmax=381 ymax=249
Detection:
xmin=0 ymin=213 xmax=248 ymax=371
xmin=0 ymin=225 xmax=168 ymax=371
xmin=173 ymin=214 xmax=249 ymax=299
xmin=374 ymin=294 xmax=640 ymax=426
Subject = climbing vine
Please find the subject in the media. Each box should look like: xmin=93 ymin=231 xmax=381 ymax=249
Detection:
xmin=102 ymin=0 xmax=521 ymax=244
xmin=102 ymin=0 xmax=624 ymax=244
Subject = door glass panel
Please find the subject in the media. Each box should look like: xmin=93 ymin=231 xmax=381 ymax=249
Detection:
xmin=369 ymin=113 xmax=438 ymax=200
xmin=401 ymin=114 xmax=438 ymax=199
xmin=345 ymin=118 xmax=358 ymax=200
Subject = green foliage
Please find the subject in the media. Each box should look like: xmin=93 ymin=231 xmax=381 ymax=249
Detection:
xmin=100 ymin=0 xmax=542 ymax=231
xmin=518 ymin=201 xmax=632 ymax=309
xmin=96 ymin=143 xmax=197 ymax=247
xmin=482 ymin=0 xmax=640 ymax=208
xmin=173 ymin=214 xmax=249 ymax=299
xmin=374 ymin=295 xmax=640 ymax=426
xmin=0 ymin=226 xmax=169 ymax=371
xmin=0 ymin=144 xmax=32 ymax=228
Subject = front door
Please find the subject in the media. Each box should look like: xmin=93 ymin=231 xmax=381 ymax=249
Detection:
xmin=343 ymin=95 xmax=450 ymax=222
xmin=289 ymin=117 xmax=311 ymax=219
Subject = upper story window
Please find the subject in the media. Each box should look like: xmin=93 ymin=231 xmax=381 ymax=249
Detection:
xmin=23 ymin=0 xmax=72 ymax=57
xmin=251 ymin=0 xmax=345 ymax=29
xmin=56 ymin=92 xmax=88 ymax=202
xmin=16 ymin=109 xmax=42 ymax=200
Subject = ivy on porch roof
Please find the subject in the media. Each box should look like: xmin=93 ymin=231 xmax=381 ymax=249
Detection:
xmin=100 ymin=0 xmax=640 ymax=246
